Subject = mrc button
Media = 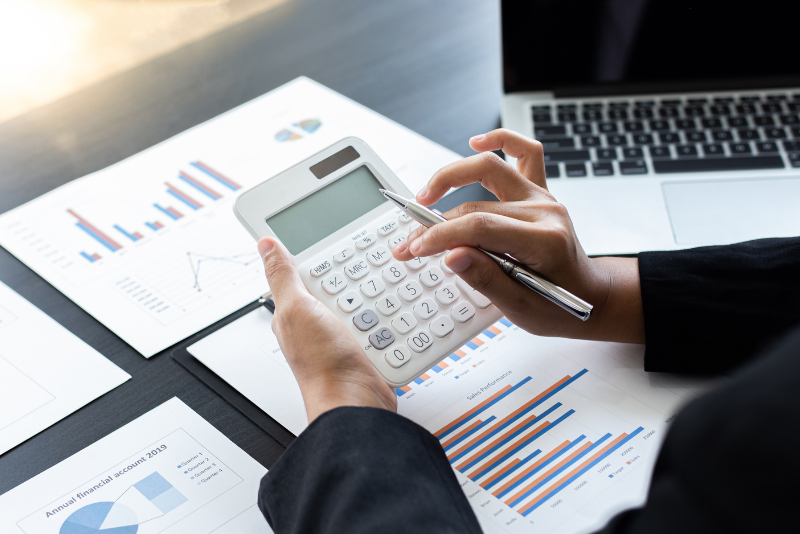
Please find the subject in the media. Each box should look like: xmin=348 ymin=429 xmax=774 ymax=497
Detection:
xmin=310 ymin=260 xmax=332 ymax=278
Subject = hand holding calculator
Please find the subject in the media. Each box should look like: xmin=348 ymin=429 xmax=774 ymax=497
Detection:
xmin=234 ymin=138 xmax=501 ymax=387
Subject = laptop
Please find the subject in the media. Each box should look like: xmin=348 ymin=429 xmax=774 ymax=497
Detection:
xmin=500 ymin=0 xmax=800 ymax=255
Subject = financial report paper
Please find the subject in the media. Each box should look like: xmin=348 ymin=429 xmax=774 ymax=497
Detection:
xmin=188 ymin=308 xmax=716 ymax=534
xmin=0 ymin=398 xmax=273 ymax=534
xmin=0 ymin=281 xmax=130 ymax=455
xmin=0 ymin=77 xmax=460 ymax=357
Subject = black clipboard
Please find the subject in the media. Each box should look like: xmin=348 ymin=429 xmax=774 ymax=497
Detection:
xmin=169 ymin=184 xmax=496 ymax=451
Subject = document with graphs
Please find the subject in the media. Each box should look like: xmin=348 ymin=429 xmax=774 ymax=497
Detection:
xmin=0 ymin=77 xmax=459 ymax=356
xmin=0 ymin=398 xmax=272 ymax=534
xmin=0 ymin=281 xmax=129 ymax=455
xmin=188 ymin=310 xmax=717 ymax=534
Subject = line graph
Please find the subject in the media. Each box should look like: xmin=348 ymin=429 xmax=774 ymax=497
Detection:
xmin=187 ymin=252 xmax=260 ymax=292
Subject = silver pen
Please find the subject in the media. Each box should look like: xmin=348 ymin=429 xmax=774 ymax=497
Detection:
xmin=380 ymin=189 xmax=593 ymax=321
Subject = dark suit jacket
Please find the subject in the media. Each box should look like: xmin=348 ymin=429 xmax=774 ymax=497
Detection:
xmin=259 ymin=237 xmax=800 ymax=533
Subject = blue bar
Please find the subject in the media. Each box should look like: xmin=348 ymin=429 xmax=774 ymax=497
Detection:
xmin=483 ymin=329 xmax=497 ymax=339
xmin=499 ymin=317 xmax=513 ymax=327
xmin=449 ymin=401 xmax=553 ymax=463
xmin=508 ymin=433 xmax=611 ymax=508
xmin=113 ymin=224 xmax=139 ymax=242
xmin=191 ymin=161 xmax=239 ymax=191
xmin=457 ymin=404 xmax=561 ymax=471
xmin=414 ymin=377 xmax=425 ymax=385
xmin=449 ymin=353 xmax=461 ymax=361
xmin=494 ymin=436 xmax=586 ymax=498
xmin=395 ymin=388 xmax=405 ymax=396
xmin=442 ymin=416 xmax=496 ymax=452
xmin=436 ymin=376 xmax=532 ymax=440
xmin=483 ymin=449 xmax=543 ymax=490
xmin=76 ymin=222 xmax=119 ymax=252
xmin=466 ymin=341 xmax=478 ymax=350
xmin=167 ymin=189 xmax=200 ymax=210
xmin=178 ymin=173 xmax=221 ymax=200
xmin=145 ymin=222 xmax=160 ymax=231
xmin=154 ymin=204 xmax=179 ymax=220
xmin=522 ymin=427 xmax=644 ymax=515
xmin=469 ymin=410 xmax=575 ymax=480
xmin=432 ymin=365 xmax=443 ymax=373
xmin=80 ymin=252 xmax=96 ymax=263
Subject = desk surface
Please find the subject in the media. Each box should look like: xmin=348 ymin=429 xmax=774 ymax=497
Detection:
xmin=0 ymin=0 xmax=502 ymax=493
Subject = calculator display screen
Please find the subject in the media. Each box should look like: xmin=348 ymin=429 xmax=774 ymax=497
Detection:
xmin=267 ymin=165 xmax=387 ymax=255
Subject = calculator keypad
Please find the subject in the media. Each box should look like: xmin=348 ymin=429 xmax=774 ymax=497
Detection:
xmin=365 ymin=246 xmax=392 ymax=267
xmin=353 ymin=309 xmax=380 ymax=331
xmin=360 ymin=277 xmax=385 ymax=298
xmin=407 ymin=329 xmax=433 ymax=353
xmin=392 ymin=312 xmax=417 ymax=335
xmin=356 ymin=233 xmax=377 ymax=250
xmin=333 ymin=246 xmax=355 ymax=264
xmin=413 ymin=298 xmax=438 ymax=320
xmin=322 ymin=272 xmax=347 ymax=295
xmin=405 ymin=256 xmax=428 ymax=271
xmin=398 ymin=281 xmax=423 ymax=302
xmin=337 ymin=291 xmax=363 ymax=313
xmin=376 ymin=294 xmax=402 ymax=316
xmin=344 ymin=259 xmax=370 ymax=280
xmin=382 ymin=263 xmax=408 ymax=284
xmin=419 ymin=267 xmax=444 ymax=288
xmin=435 ymin=284 xmax=459 ymax=306
xmin=369 ymin=327 xmax=395 ymax=350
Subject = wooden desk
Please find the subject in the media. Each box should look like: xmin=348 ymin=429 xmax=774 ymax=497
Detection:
xmin=0 ymin=0 xmax=501 ymax=493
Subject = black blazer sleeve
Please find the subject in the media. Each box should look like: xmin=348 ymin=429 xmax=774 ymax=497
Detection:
xmin=258 ymin=407 xmax=482 ymax=534
xmin=638 ymin=236 xmax=800 ymax=374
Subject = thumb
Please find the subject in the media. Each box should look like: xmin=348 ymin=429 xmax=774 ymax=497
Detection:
xmin=258 ymin=237 xmax=307 ymax=305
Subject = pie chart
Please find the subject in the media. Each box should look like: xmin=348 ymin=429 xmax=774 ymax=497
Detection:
xmin=274 ymin=118 xmax=322 ymax=142
xmin=60 ymin=502 xmax=138 ymax=534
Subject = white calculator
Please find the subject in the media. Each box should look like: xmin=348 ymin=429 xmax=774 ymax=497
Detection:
xmin=234 ymin=138 xmax=502 ymax=387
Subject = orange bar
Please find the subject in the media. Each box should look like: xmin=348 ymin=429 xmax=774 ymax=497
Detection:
xmin=506 ymin=441 xmax=594 ymax=506
xmin=480 ymin=458 xmax=522 ymax=488
xmin=472 ymin=338 xmax=485 ymax=346
xmin=420 ymin=373 xmax=430 ymax=381
xmin=441 ymin=420 xmax=484 ymax=449
xmin=400 ymin=385 xmax=412 ymax=393
xmin=488 ymin=326 xmax=502 ymax=335
xmin=492 ymin=440 xmax=572 ymax=497
xmin=456 ymin=414 xmax=548 ymax=470
xmin=519 ymin=433 xmax=629 ymax=514
xmin=438 ymin=361 xmax=449 ymax=369
xmin=447 ymin=395 xmax=546 ymax=460
xmin=434 ymin=384 xmax=513 ymax=438
xmin=466 ymin=421 xmax=550 ymax=478
xmin=455 ymin=349 xmax=467 ymax=357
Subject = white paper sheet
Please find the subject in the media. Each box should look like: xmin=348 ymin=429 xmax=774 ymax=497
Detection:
xmin=0 ymin=281 xmax=130 ymax=455
xmin=0 ymin=398 xmax=273 ymax=534
xmin=0 ymin=77 xmax=460 ymax=357
xmin=188 ymin=311 xmax=716 ymax=534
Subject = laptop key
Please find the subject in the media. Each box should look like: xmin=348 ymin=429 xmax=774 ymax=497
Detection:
xmin=544 ymin=164 xmax=560 ymax=178
xmin=661 ymin=99 xmax=681 ymax=106
xmin=609 ymin=102 xmax=630 ymax=108
xmin=783 ymin=141 xmax=800 ymax=152
xmin=711 ymin=104 xmax=731 ymax=115
xmin=730 ymin=142 xmax=752 ymax=154
xmin=702 ymin=143 xmax=724 ymax=156
xmin=684 ymin=107 xmax=705 ymax=117
xmin=580 ymin=136 xmax=601 ymax=147
xmin=634 ymin=100 xmax=656 ymax=107
xmin=584 ymin=102 xmax=603 ymax=109
xmin=676 ymin=145 xmax=698 ymax=157
xmin=754 ymin=116 xmax=775 ymax=126
xmin=765 ymin=128 xmax=787 ymax=139
xmin=687 ymin=98 xmax=708 ymax=105
xmin=634 ymin=108 xmax=654 ymax=119
xmin=756 ymin=141 xmax=779 ymax=153
xmin=713 ymin=97 xmax=734 ymax=104
xmin=596 ymin=148 xmax=618 ymax=160
xmin=738 ymin=128 xmax=760 ymax=140
xmin=789 ymin=153 xmax=800 ymax=168
xmin=609 ymin=109 xmax=628 ymax=120
xmin=728 ymin=117 xmax=748 ymax=127
xmin=659 ymin=107 xmax=679 ymax=118
xmin=583 ymin=110 xmax=603 ymax=121
xmin=792 ymin=127 xmax=800 ymax=137
xmin=649 ymin=146 xmax=671 ymax=158
xmin=653 ymin=156 xmax=784 ymax=173
xmin=767 ymin=94 xmax=788 ymax=102
xmin=557 ymin=103 xmax=577 ymax=110
xmin=606 ymin=134 xmax=628 ymax=146
xmin=558 ymin=112 xmax=577 ymax=122
xmin=649 ymin=120 xmax=670 ymax=131
xmin=623 ymin=147 xmax=644 ymax=159
xmin=565 ymin=163 xmax=587 ymax=177
xmin=543 ymin=150 xmax=590 ymax=162
xmin=740 ymin=95 xmax=761 ymax=103
xmin=675 ymin=119 xmax=697 ymax=130
xmin=686 ymin=131 xmax=707 ymax=142
xmin=736 ymin=104 xmax=757 ymax=114
xmin=592 ymin=162 xmax=614 ymax=176
xmin=619 ymin=160 xmax=648 ymax=175
xmin=761 ymin=103 xmax=783 ymax=114
xmin=573 ymin=123 xmax=592 ymax=134
xmin=534 ymin=125 xmax=566 ymax=137
xmin=533 ymin=113 xmax=553 ymax=123
xmin=633 ymin=134 xmax=654 ymax=145
xmin=599 ymin=122 xmax=618 ymax=133
xmin=712 ymin=131 xmax=734 ymax=141
xmin=624 ymin=122 xmax=644 ymax=132
xmin=702 ymin=118 xmax=723 ymax=129
xmin=540 ymin=137 xmax=575 ymax=149
xmin=659 ymin=132 xmax=681 ymax=144
xmin=780 ymin=115 xmax=799 ymax=125
xmin=532 ymin=105 xmax=552 ymax=112
xmin=788 ymin=103 xmax=800 ymax=112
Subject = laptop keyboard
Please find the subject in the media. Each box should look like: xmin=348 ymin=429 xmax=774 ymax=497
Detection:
xmin=531 ymin=91 xmax=800 ymax=178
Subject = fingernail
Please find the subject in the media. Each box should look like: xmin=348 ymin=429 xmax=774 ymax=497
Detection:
xmin=448 ymin=254 xmax=472 ymax=273
xmin=409 ymin=239 xmax=422 ymax=255
xmin=416 ymin=185 xmax=428 ymax=200
xmin=470 ymin=134 xmax=485 ymax=142
xmin=393 ymin=240 xmax=408 ymax=254
xmin=258 ymin=238 xmax=275 ymax=258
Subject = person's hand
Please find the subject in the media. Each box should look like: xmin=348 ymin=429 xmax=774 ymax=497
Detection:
xmin=258 ymin=237 xmax=397 ymax=423
xmin=393 ymin=129 xmax=644 ymax=343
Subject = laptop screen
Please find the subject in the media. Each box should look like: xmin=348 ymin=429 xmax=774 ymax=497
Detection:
xmin=502 ymin=0 xmax=800 ymax=95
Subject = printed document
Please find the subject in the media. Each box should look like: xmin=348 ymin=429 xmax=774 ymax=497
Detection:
xmin=0 ymin=281 xmax=129 ymax=455
xmin=0 ymin=77 xmax=459 ymax=356
xmin=0 ymin=397 xmax=273 ymax=534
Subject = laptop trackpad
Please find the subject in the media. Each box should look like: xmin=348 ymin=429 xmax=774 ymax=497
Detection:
xmin=663 ymin=177 xmax=800 ymax=245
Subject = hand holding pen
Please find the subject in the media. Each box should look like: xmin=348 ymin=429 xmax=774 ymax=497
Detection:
xmin=390 ymin=129 xmax=645 ymax=343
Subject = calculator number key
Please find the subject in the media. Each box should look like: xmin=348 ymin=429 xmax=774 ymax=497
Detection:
xmin=382 ymin=263 xmax=408 ymax=284
xmin=387 ymin=232 xmax=407 ymax=249
xmin=450 ymin=301 xmax=475 ymax=323
xmin=392 ymin=312 xmax=417 ymax=335
xmin=333 ymin=246 xmax=355 ymax=264
xmin=419 ymin=267 xmax=444 ymax=288
xmin=407 ymin=330 xmax=433 ymax=353
xmin=398 ymin=281 xmax=423 ymax=302
xmin=310 ymin=259 xmax=332 ymax=278
xmin=435 ymin=284 xmax=459 ymax=306
xmin=413 ymin=298 xmax=438 ymax=320
xmin=337 ymin=291 xmax=363 ymax=313
xmin=385 ymin=345 xmax=412 ymax=368
xmin=369 ymin=327 xmax=395 ymax=350
xmin=456 ymin=277 xmax=492 ymax=309
xmin=377 ymin=221 xmax=398 ymax=236
xmin=360 ymin=277 xmax=385 ymax=298
xmin=376 ymin=294 xmax=402 ymax=316
xmin=365 ymin=245 xmax=392 ymax=267
xmin=344 ymin=259 xmax=370 ymax=280
xmin=430 ymin=315 xmax=455 ymax=338
xmin=405 ymin=256 xmax=428 ymax=271
xmin=356 ymin=233 xmax=377 ymax=250
xmin=353 ymin=309 xmax=380 ymax=331
xmin=322 ymin=272 xmax=347 ymax=295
